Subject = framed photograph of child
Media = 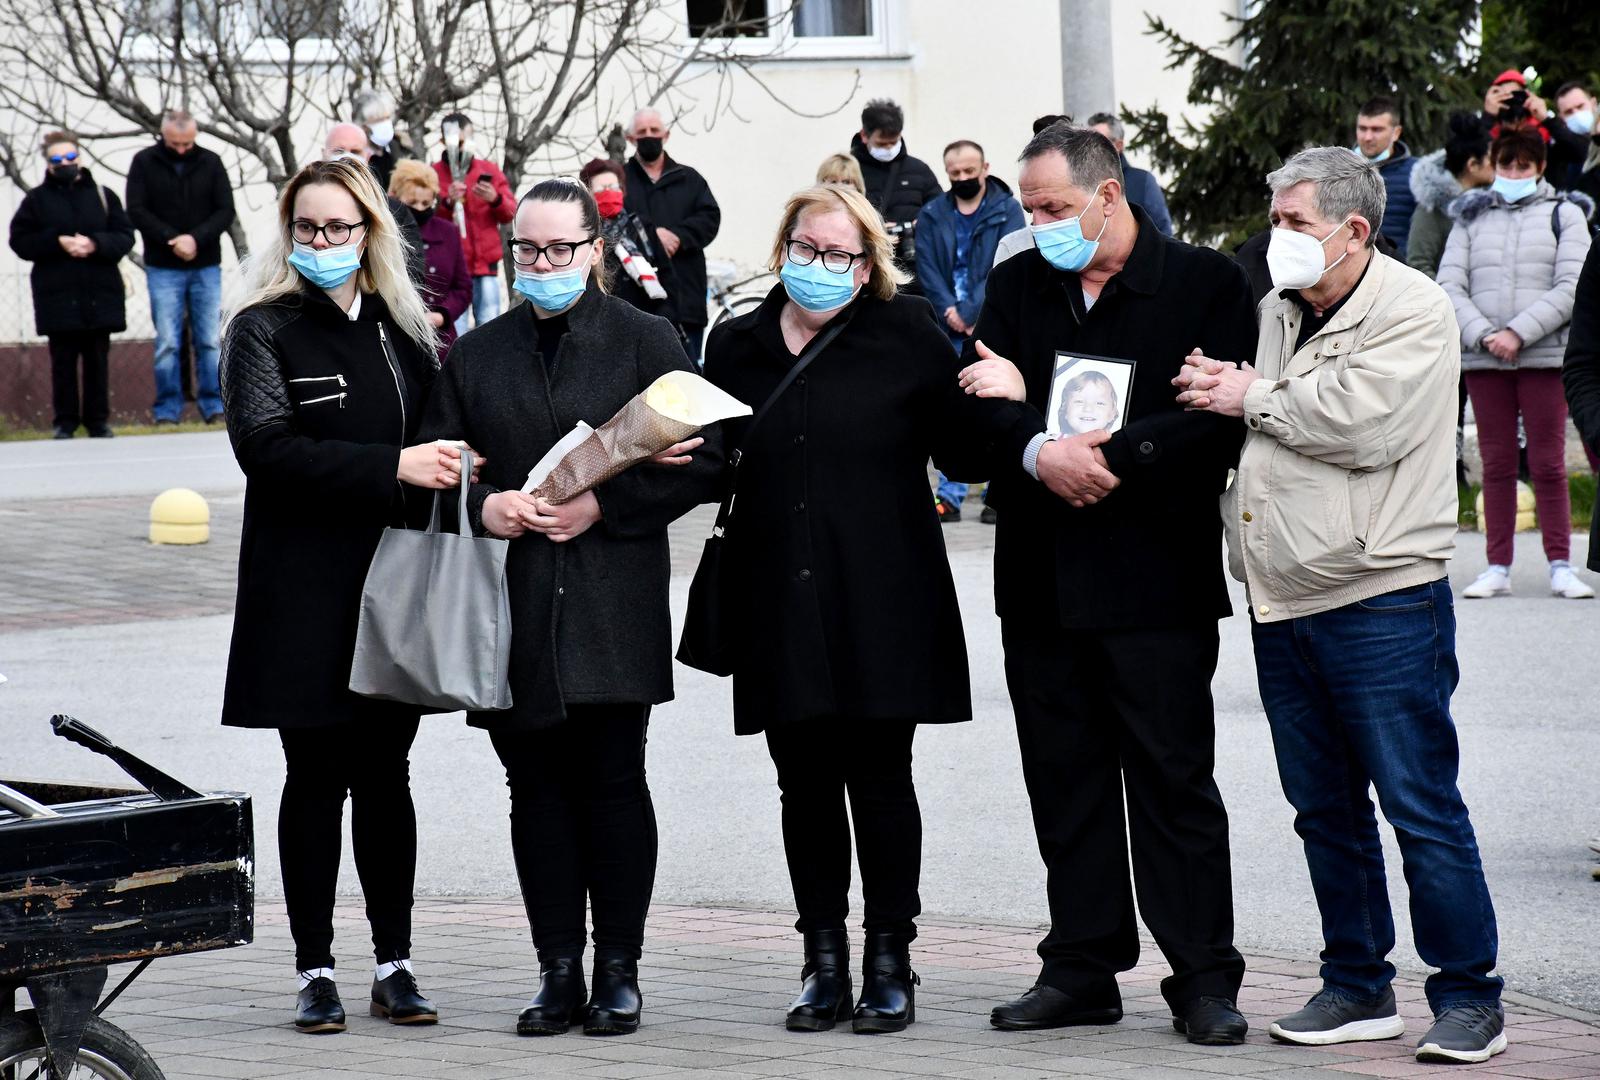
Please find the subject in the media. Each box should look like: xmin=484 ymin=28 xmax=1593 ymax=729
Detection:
xmin=1045 ymin=352 xmax=1137 ymax=438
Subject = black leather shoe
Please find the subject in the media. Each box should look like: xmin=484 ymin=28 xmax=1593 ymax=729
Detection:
xmin=370 ymin=968 xmax=438 ymax=1025
xmin=517 ymin=958 xmax=587 ymax=1036
xmin=786 ymin=929 xmax=854 ymax=1032
xmin=583 ymin=958 xmax=641 ymax=1035
xmin=295 ymin=977 xmax=346 ymax=1033
xmin=86 ymin=425 xmax=114 ymax=438
xmin=52 ymin=427 xmax=74 ymax=439
xmin=852 ymin=931 xmax=919 ymax=1034
xmin=1172 ymin=995 xmax=1248 ymax=1045
xmin=990 ymin=984 xmax=1123 ymax=1031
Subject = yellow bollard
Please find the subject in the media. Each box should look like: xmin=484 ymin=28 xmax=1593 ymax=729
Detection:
xmin=1474 ymin=481 xmax=1537 ymax=533
xmin=149 ymin=488 xmax=210 ymax=545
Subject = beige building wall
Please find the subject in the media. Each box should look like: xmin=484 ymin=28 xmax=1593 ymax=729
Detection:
xmin=0 ymin=0 xmax=1241 ymax=343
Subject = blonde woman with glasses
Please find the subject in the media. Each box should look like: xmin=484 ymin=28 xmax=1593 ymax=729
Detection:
xmin=700 ymin=184 xmax=1028 ymax=1034
xmin=219 ymin=156 xmax=477 ymax=1035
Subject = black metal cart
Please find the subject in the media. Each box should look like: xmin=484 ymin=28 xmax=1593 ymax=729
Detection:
xmin=0 ymin=716 xmax=253 ymax=1079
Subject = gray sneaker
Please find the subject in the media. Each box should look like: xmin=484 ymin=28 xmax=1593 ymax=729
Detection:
xmin=1269 ymin=986 xmax=1405 ymax=1046
xmin=1415 ymin=1004 xmax=1507 ymax=1064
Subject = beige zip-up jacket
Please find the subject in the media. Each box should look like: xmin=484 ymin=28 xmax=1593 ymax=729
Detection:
xmin=1224 ymin=253 xmax=1460 ymax=622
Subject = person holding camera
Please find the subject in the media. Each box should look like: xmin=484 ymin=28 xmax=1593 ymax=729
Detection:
xmin=431 ymin=112 xmax=517 ymax=335
xmin=849 ymin=99 xmax=943 ymax=295
xmin=1482 ymin=69 xmax=1591 ymax=192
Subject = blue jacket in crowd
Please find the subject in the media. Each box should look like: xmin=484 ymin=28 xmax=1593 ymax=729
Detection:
xmin=1371 ymin=140 xmax=1418 ymax=260
xmin=1120 ymin=156 xmax=1173 ymax=237
xmin=915 ymin=176 xmax=1025 ymax=348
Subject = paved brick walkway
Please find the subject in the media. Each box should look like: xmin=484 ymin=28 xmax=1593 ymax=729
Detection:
xmin=85 ymin=900 xmax=1600 ymax=1080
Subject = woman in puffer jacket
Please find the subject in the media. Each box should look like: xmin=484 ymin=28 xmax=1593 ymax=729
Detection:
xmin=1438 ymin=124 xmax=1596 ymax=600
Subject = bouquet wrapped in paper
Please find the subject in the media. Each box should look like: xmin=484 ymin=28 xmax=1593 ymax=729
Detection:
xmin=522 ymin=370 xmax=750 ymax=504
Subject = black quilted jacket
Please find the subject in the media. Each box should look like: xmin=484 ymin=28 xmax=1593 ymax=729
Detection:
xmin=218 ymin=286 xmax=436 ymax=728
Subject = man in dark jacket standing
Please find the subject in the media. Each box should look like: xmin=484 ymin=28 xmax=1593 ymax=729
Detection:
xmin=961 ymin=124 xmax=1256 ymax=1045
xmin=1564 ymin=243 xmax=1600 ymax=572
xmin=9 ymin=131 xmax=135 ymax=438
xmin=850 ymin=98 xmax=943 ymax=294
xmin=1355 ymin=96 xmax=1417 ymax=259
xmin=623 ymin=107 xmax=721 ymax=364
xmin=125 ymin=109 xmax=235 ymax=423
xmin=916 ymin=138 xmax=1024 ymax=521
xmin=1087 ymin=114 xmax=1173 ymax=236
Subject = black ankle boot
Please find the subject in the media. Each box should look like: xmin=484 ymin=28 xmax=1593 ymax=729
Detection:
xmin=786 ymin=929 xmax=854 ymax=1032
xmin=852 ymin=931 xmax=919 ymax=1034
xmin=517 ymin=958 xmax=587 ymax=1035
xmin=583 ymin=957 xmax=641 ymax=1035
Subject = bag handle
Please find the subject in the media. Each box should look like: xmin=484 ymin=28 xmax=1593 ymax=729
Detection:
xmin=425 ymin=446 xmax=475 ymax=535
xmin=711 ymin=314 xmax=849 ymax=535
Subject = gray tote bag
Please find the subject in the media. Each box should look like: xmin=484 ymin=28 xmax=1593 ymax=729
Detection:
xmin=349 ymin=450 xmax=514 ymax=712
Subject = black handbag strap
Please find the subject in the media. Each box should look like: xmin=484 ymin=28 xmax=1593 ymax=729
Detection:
xmin=711 ymin=317 xmax=849 ymax=534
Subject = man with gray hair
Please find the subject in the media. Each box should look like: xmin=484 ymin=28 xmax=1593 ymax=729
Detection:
xmin=959 ymin=122 xmax=1257 ymax=1045
xmin=1175 ymin=146 xmax=1505 ymax=1065
xmin=353 ymin=89 xmax=403 ymax=190
xmin=1086 ymin=112 xmax=1172 ymax=236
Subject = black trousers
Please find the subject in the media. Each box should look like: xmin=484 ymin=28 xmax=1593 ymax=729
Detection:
xmin=764 ymin=720 xmax=921 ymax=938
xmin=1002 ymin=621 xmax=1244 ymax=1009
xmin=490 ymin=704 xmax=657 ymax=963
xmin=47 ymin=331 xmax=110 ymax=431
xmin=278 ymin=717 xmax=420 ymax=971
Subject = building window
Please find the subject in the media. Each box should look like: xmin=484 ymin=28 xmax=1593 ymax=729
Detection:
xmin=686 ymin=0 xmax=771 ymax=38
xmin=794 ymin=0 xmax=872 ymax=37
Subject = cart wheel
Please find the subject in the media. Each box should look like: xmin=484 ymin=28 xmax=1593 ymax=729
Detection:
xmin=0 ymin=1011 xmax=165 ymax=1080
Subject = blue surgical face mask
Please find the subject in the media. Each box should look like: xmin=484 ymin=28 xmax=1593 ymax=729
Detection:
xmin=780 ymin=259 xmax=859 ymax=313
xmin=1031 ymin=182 xmax=1109 ymax=273
xmin=1567 ymin=109 xmax=1596 ymax=135
xmin=1353 ymin=144 xmax=1392 ymax=163
xmin=1491 ymin=173 xmax=1539 ymax=203
xmin=513 ymin=265 xmax=588 ymax=313
xmin=288 ymin=241 xmax=362 ymax=290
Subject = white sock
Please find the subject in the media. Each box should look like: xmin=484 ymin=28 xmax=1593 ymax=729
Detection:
xmin=297 ymin=967 xmax=335 ymax=991
xmin=375 ymin=959 xmax=413 ymax=982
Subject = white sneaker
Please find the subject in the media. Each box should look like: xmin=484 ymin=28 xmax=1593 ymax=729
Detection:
xmin=1550 ymin=564 xmax=1595 ymax=599
xmin=1462 ymin=566 xmax=1511 ymax=598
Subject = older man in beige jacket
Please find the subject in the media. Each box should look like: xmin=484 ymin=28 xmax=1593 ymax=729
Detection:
xmin=1175 ymin=147 xmax=1504 ymax=1067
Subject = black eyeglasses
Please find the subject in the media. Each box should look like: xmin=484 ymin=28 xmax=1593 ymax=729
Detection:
xmin=510 ymin=236 xmax=596 ymax=268
xmin=784 ymin=239 xmax=865 ymax=275
xmin=48 ymin=151 xmax=79 ymax=165
xmin=292 ymin=219 xmax=368 ymax=246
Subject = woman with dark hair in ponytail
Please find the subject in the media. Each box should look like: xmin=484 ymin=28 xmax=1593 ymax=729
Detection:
xmin=418 ymin=178 xmax=724 ymax=1037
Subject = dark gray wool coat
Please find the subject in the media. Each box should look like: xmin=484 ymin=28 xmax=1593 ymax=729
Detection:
xmin=419 ymin=289 xmax=725 ymax=731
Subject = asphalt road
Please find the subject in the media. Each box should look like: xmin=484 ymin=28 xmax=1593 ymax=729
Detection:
xmin=2 ymin=432 xmax=1597 ymax=1012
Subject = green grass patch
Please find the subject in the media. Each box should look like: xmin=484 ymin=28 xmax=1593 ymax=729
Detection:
xmin=0 ymin=419 xmax=217 ymax=442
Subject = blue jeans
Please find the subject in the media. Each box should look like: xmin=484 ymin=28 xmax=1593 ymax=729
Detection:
xmin=148 ymin=264 xmax=222 ymax=421
xmin=936 ymin=474 xmax=968 ymax=505
xmin=455 ymin=273 xmax=502 ymax=336
xmin=1251 ymin=579 xmax=1501 ymax=1013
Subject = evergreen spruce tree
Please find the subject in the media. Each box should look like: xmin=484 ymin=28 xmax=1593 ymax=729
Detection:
xmin=1125 ymin=0 xmax=1477 ymax=248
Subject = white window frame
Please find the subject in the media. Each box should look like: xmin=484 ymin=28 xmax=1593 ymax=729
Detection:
xmin=680 ymin=0 xmax=907 ymax=63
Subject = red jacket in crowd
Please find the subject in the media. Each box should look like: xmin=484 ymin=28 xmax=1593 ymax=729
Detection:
xmin=432 ymin=156 xmax=517 ymax=277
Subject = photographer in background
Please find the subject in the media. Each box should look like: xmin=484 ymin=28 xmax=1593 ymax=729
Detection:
xmin=850 ymin=98 xmax=943 ymax=295
xmin=1482 ymin=69 xmax=1591 ymax=192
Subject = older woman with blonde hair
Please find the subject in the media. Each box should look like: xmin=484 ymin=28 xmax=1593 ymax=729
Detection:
xmin=388 ymin=158 xmax=471 ymax=359
xmin=815 ymin=152 xmax=866 ymax=194
xmin=701 ymin=184 xmax=1027 ymax=1035
xmin=219 ymin=156 xmax=476 ymax=1035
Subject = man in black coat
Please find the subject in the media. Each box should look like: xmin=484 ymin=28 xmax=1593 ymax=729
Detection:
xmin=1563 ymin=242 xmax=1600 ymax=573
xmin=623 ymin=107 xmax=721 ymax=365
xmin=125 ymin=109 xmax=235 ymax=424
xmin=963 ymin=124 xmax=1257 ymax=1044
xmin=9 ymin=131 xmax=135 ymax=438
xmin=850 ymin=98 xmax=943 ymax=295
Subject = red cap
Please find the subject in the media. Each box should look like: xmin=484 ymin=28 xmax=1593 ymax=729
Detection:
xmin=1492 ymin=69 xmax=1527 ymax=86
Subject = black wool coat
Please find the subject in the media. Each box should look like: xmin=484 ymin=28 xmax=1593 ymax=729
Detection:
xmin=8 ymin=168 xmax=135 ymax=336
xmin=703 ymin=286 xmax=1030 ymax=734
xmin=623 ymin=155 xmax=721 ymax=327
xmin=218 ymin=288 xmax=437 ymax=729
xmin=967 ymin=205 xmax=1259 ymax=631
xmin=1562 ymin=243 xmax=1600 ymax=571
xmin=419 ymin=290 xmax=725 ymax=732
xmin=124 ymin=141 xmax=236 ymax=270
